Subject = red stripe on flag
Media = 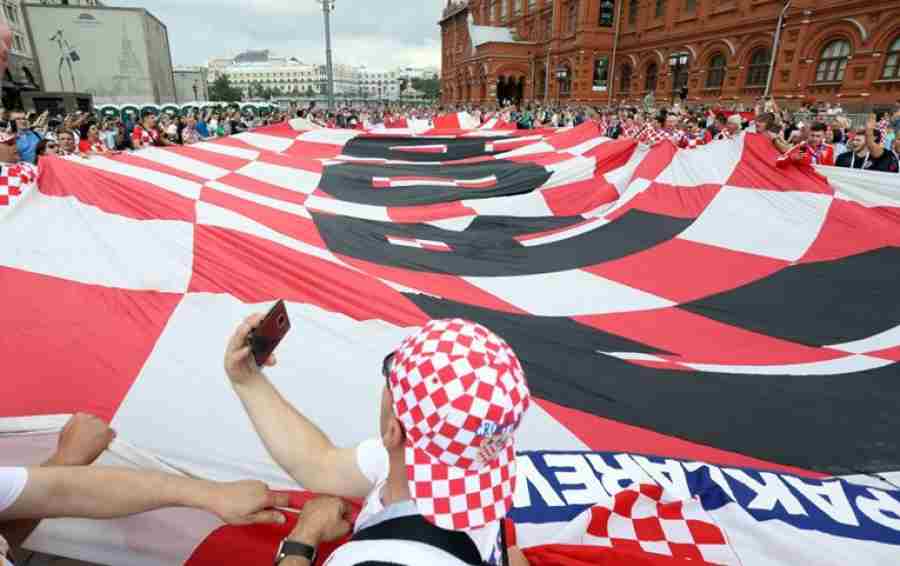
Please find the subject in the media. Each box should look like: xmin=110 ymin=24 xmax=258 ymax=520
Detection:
xmin=185 ymin=492 xmax=362 ymax=566
xmin=387 ymin=200 xmax=476 ymax=222
xmin=199 ymin=186 xmax=325 ymax=248
xmin=117 ymin=153 xmax=210 ymax=185
xmin=546 ymin=122 xmax=602 ymax=150
xmin=727 ymin=132 xmax=832 ymax=194
xmin=576 ymin=307 xmax=847 ymax=366
xmin=340 ymin=256 xmax=528 ymax=315
xmin=190 ymin=226 xmax=429 ymax=326
xmin=284 ymin=140 xmax=344 ymax=160
xmin=585 ymin=238 xmax=789 ymax=304
xmin=797 ymin=200 xmax=900 ymax=264
xmin=456 ymin=176 xmax=497 ymax=189
xmin=37 ymin=156 xmax=196 ymax=222
xmin=249 ymin=122 xmax=301 ymax=139
xmin=216 ymin=172 xmax=310 ymax=206
xmin=176 ymin=145 xmax=254 ymax=171
xmin=606 ymin=183 xmax=721 ymax=221
xmin=542 ymin=177 xmax=620 ymax=216
xmin=0 ymin=267 xmax=181 ymax=421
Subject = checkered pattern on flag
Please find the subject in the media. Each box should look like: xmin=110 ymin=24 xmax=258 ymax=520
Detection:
xmin=1 ymin=119 xmax=900 ymax=566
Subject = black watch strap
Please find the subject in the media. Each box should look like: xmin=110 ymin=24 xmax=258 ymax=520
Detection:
xmin=277 ymin=540 xmax=316 ymax=564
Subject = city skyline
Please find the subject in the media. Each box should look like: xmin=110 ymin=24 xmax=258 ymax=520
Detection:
xmin=110 ymin=0 xmax=446 ymax=70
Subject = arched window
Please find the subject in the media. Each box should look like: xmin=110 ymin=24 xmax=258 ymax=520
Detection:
xmin=628 ymin=0 xmax=638 ymax=25
xmin=745 ymin=48 xmax=770 ymax=86
xmin=882 ymin=37 xmax=900 ymax=80
xmin=599 ymin=0 xmax=615 ymax=27
xmin=655 ymin=0 xmax=666 ymax=18
xmin=560 ymin=64 xmax=572 ymax=96
xmin=645 ymin=63 xmax=658 ymax=91
xmin=620 ymin=63 xmax=632 ymax=92
xmin=815 ymin=39 xmax=851 ymax=83
xmin=706 ymin=53 xmax=726 ymax=88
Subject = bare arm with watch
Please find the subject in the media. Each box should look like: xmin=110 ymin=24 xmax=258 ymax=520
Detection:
xmin=275 ymin=497 xmax=351 ymax=565
xmin=224 ymin=313 xmax=374 ymax=498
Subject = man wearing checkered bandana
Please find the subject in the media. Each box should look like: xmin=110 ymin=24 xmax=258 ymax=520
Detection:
xmin=0 ymin=129 xmax=37 ymax=210
xmin=225 ymin=316 xmax=531 ymax=565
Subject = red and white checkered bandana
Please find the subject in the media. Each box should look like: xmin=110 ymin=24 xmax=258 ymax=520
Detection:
xmin=388 ymin=318 xmax=530 ymax=531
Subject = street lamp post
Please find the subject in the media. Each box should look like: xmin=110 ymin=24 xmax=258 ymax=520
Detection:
xmin=316 ymin=0 xmax=336 ymax=111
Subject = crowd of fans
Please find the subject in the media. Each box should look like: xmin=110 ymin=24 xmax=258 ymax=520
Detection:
xmin=0 ymin=106 xmax=292 ymax=165
xmin=293 ymin=96 xmax=900 ymax=173
xmin=2 ymin=96 xmax=899 ymax=175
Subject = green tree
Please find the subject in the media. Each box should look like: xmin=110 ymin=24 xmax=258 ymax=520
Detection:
xmin=209 ymin=74 xmax=243 ymax=102
xmin=412 ymin=77 xmax=440 ymax=101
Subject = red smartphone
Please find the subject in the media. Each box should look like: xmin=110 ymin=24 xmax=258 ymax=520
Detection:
xmin=248 ymin=300 xmax=291 ymax=367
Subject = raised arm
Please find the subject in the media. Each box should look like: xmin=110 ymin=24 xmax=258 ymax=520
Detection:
xmin=866 ymin=113 xmax=885 ymax=158
xmin=1 ymin=466 xmax=287 ymax=526
xmin=224 ymin=315 xmax=373 ymax=498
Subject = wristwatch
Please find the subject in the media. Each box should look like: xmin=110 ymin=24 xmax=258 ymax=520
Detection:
xmin=275 ymin=539 xmax=317 ymax=565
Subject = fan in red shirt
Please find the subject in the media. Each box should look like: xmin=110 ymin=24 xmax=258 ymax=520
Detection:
xmin=78 ymin=123 xmax=111 ymax=155
xmin=131 ymin=113 xmax=162 ymax=149
xmin=804 ymin=121 xmax=835 ymax=166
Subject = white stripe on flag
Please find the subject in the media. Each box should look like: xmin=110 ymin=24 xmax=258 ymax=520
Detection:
xmin=677 ymin=187 xmax=832 ymax=262
xmin=463 ymin=270 xmax=673 ymax=316
xmin=684 ymin=354 xmax=895 ymax=376
xmin=464 ymin=190 xmax=553 ymax=217
xmin=304 ymin=194 xmax=392 ymax=222
xmin=192 ymin=141 xmax=260 ymax=161
xmin=655 ymin=131 xmax=746 ymax=187
xmin=231 ymin=131 xmax=295 ymax=153
xmin=297 ymin=128 xmax=362 ymax=145
xmin=0 ymin=192 xmax=193 ymax=292
xmin=234 ymin=160 xmax=322 ymax=194
xmin=543 ymin=155 xmax=597 ymax=189
xmin=827 ymin=324 xmax=900 ymax=354
xmin=496 ymin=141 xmax=555 ymax=158
xmin=518 ymin=217 xmax=609 ymax=247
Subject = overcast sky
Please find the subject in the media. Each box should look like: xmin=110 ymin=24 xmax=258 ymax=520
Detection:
xmin=112 ymin=0 xmax=446 ymax=69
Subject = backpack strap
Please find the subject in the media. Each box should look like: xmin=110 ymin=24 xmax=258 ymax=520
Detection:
xmin=350 ymin=514 xmax=485 ymax=566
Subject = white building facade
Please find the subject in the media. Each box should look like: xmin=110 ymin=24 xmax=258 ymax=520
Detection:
xmin=1 ymin=0 xmax=40 ymax=95
xmin=207 ymin=51 xmax=438 ymax=102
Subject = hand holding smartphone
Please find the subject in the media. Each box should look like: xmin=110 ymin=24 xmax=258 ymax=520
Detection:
xmin=248 ymin=300 xmax=291 ymax=367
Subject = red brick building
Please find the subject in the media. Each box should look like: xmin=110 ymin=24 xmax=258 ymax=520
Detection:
xmin=439 ymin=0 xmax=900 ymax=110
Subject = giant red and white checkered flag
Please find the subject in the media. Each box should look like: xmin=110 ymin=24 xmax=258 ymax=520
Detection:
xmin=1 ymin=121 xmax=900 ymax=565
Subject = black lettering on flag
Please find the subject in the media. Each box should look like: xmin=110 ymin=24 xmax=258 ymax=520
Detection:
xmin=406 ymin=293 xmax=900 ymax=476
xmin=682 ymin=247 xmax=900 ymax=347
xmin=313 ymin=210 xmax=692 ymax=276
xmin=343 ymin=135 xmax=513 ymax=162
xmin=317 ymin=160 xmax=552 ymax=207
